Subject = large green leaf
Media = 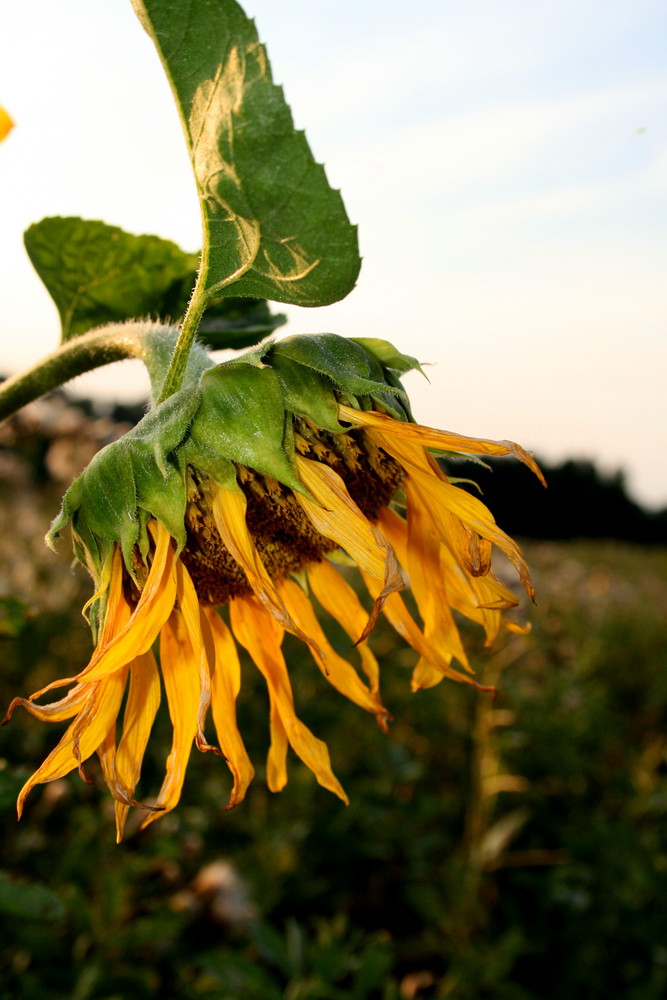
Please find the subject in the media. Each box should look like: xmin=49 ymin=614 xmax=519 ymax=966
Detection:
xmin=132 ymin=0 xmax=360 ymax=307
xmin=24 ymin=217 xmax=285 ymax=347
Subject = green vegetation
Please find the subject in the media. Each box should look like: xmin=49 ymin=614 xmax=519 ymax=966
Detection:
xmin=2 ymin=466 xmax=666 ymax=999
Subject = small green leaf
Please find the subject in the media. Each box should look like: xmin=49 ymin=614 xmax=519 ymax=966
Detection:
xmin=133 ymin=0 xmax=360 ymax=307
xmin=24 ymin=217 xmax=198 ymax=341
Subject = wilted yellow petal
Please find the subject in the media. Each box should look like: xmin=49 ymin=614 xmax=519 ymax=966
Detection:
xmin=140 ymin=607 xmax=200 ymax=829
xmin=410 ymin=659 xmax=447 ymax=690
xmin=78 ymin=523 xmax=178 ymax=683
xmin=230 ymin=596 xmax=348 ymax=803
xmin=229 ymin=597 xmax=289 ymax=792
xmin=436 ymin=540 xmax=519 ymax=646
xmin=25 ymin=548 xmax=131 ymax=701
xmin=306 ymin=558 xmax=380 ymax=692
xmin=211 ymin=486 xmax=315 ymax=651
xmin=279 ymin=577 xmax=388 ymax=726
xmin=34 ymin=525 xmax=175 ymax=697
xmin=378 ymin=503 xmax=471 ymax=672
xmin=338 ymin=404 xmax=545 ymax=484
xmin=171 ymin=559 xmax=216 ymax=757
xmin=201 ymin=605 xmax=255 ymax=807
xmin=113 ymin=649 xmax=162 ymax=841
xmin=410 ymin=469 xmax=534 ymax=599
xmin=267 ymin=702 xmax=290 ymax=793
xmin=3 ymin=684 xmax=89 ymax=725
xmin=363 ymin=425 xmax=535 ymax=600
xmin=17 ymin=668 xmax=128 ymax=817
xmin=360 ymin=565 xmax=493 ymax=693
xmin=295 ymin=456 xmax=402 ymax=640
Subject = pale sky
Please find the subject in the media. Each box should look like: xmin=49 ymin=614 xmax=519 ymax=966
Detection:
xmin=2 ymin=0 xmax=666 ymax=507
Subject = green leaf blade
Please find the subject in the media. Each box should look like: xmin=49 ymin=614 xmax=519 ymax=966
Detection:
xmin=24 ymin=217 xmax=198 ymax=342
xmin=134 ymin=0 xmax=360 ymax=307
xmin=24 ymin=217 xmax=285 ymax=351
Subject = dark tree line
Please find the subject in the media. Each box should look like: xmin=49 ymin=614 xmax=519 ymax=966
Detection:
xmin=449 ymin=455 xmax=667 ymax=545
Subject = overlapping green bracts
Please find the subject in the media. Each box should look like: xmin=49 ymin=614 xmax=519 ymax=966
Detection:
xmin=48 ymin=335 xmax=421 ymax=589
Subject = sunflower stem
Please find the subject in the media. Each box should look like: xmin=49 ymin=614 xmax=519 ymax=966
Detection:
xmin=0 ymin=322 xmax=178 ymax=423
xmin=156 ymin=270 xmax=209 ymax=403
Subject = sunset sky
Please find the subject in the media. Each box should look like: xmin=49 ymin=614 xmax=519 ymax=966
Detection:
xmin=2 ymin=0 xmax=666 ymax=507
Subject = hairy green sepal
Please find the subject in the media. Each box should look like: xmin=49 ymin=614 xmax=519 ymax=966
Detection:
xmin=49 ymin=334 xmax=421 ymax=584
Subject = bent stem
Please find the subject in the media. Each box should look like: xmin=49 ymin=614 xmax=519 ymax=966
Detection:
xmin=0 ymin=323 xmax=179 ymax=424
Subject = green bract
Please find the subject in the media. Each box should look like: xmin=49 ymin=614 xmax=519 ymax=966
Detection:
xmin=48 ymin=335 xmax=422 ymax=583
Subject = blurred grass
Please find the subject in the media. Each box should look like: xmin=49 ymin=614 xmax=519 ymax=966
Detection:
xmin=1 ymin=470 xmax=666 ymax=999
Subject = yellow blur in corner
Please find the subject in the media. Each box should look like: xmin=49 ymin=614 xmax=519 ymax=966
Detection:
xmin=0 ymin=107 xmax=14 ymax=142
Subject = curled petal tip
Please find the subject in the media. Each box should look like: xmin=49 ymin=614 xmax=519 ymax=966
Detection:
xmin=1 ymin=699 xmax=20 ymax=726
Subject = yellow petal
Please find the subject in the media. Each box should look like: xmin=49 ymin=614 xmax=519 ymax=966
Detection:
xmin=33 ymin=525 xmax=175 ymax=698
xmin=78 ymin=523 xmax=178 ymax=683
xmin=230 ymin=596 xmax=348 ymax=803
xmin=278 ymin=577 xmax=388 ymax=726
xmin=411 ymin=469 xmax=534 ymax=599
xmin=295 ymin=456 xmax=402 ymax=639
xmin=26 ymin=547 xmax=130 ymax=700
xmin=364 ymin=427 xmax=535 ymax=600
xmin=211 ymin=486 xmax=316 ymax=651
xmin=112 ymin=649 xmax=162 ymax=841
xmin=338 ymin=405 xmax=545 ymax=484
xmin=140 ymin=606 xmax=200 ymax=829
xmin=230 ymin=598 xmax=289 ymax=792
xmin=3 ymin=684 xmax=89 ymax=725
xmin=200 ymin=605 xmax=255 ymax=807
xmin=267 ymin=702 xmax=289 ymax=793
xmin=436 ymin=540 xmax=519 ymax=646
xmin=411 ymin=659 xmax=447 ymax=690
xmin=306 ymin=558 xmax=380 ymax=692
xmin=360 ymin=563 xmax=493 ymax=693
xmin=171 ymin=559 xmax=216 ymax=757
xmin=378 ymin=503 xmax=471 ymax=672
xmin=17 ymin=669 xmax=128 ymax=817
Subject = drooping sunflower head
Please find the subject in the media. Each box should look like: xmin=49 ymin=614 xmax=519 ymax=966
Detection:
xmin=6 ymin=334 xmax=544 ymax=839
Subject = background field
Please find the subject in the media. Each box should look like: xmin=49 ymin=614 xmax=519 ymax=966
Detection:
xmin=1 ymin=403 xmax=666 ymax=1000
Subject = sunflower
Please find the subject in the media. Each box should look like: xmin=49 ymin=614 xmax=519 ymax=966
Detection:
xmin=4 ymin=335 xmax=543 ymax=839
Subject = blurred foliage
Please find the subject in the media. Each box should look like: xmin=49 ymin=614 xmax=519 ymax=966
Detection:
xmin=1 ymin=436 xmax=667 ymax=998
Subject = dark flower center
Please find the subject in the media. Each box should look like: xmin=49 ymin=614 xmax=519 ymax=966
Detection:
xmin=181 ymin=422 xmax=403 ymax=606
